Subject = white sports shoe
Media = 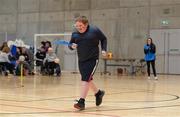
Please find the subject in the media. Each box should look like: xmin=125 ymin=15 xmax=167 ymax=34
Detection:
xmin=154 ymin=77 xmax=158 ymax=80
xmin=148 ymin=77 xmax=151 ymax=80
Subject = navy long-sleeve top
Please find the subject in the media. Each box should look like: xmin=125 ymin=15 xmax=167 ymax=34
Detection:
xmin=69 ymin=25 xmax=107 ymax=62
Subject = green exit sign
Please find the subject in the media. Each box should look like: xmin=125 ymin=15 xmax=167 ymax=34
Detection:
xmin=161 ymin=20 xmax=169 ymax=25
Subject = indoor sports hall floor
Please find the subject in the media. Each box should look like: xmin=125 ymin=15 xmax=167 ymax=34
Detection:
xmin=0 ymin=72 xmax=180 ymax=117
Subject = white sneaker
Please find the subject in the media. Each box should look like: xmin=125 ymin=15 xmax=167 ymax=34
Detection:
xmin=148 ymin=77 xmax=151 ymax=80
xmin=154 ymin=77 xmax=158 ymax=80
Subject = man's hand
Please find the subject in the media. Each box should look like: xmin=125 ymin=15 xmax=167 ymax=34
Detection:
xmin=102 ymin=50 xmax=107 ymax=57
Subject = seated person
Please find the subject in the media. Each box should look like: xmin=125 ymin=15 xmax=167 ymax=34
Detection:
xmin=43 ymin=48 xmax=61 ymax=76
xmin=22 ymin=47 xmax=34 ymax=69
xmin=9 ymin=45 xmax=18 ymax=64
xmin=15 ymin=55 xmax=34 ymax=76
xmin=35 ymin=47 xmax=46 ymax=73
xmin=44 ymin=41 xmax=52 ymax=52
xmin=0 ymin=47 xmax=11 ymax=76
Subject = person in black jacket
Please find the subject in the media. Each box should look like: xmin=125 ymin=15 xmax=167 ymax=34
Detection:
xmin=144 ymin=38 xmax=157 ymax=80
xmin=69 ymin=16 xmax=107 ymax=110
xmin=35 ymin=47 xmax=46 ymax=74
xmin=15 ymin=47 xmax=34 ymax=75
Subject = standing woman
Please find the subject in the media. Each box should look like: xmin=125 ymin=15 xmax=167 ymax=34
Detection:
xmin=69 ymin=16 xmax=107 ymax=110
xmin=144 ymin=38 xmax=157 ymax=80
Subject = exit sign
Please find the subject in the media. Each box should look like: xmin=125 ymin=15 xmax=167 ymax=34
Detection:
xmin=161 ymin=20 xmax=169 ymax=25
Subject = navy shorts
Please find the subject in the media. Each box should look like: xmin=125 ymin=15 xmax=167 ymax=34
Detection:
xmin=78 ymin=59 xmax=99 ymax=82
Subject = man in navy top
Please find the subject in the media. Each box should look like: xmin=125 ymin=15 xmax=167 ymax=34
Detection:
xmin=69 ymin=16 xmax=107 ymax=110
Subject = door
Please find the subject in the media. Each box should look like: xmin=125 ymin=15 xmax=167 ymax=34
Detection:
xmin=150 ymin=29 xmax=180 ymax=74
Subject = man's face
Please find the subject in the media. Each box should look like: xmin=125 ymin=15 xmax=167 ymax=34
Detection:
xmin=74 ymin=21 xmax=88 ymax=33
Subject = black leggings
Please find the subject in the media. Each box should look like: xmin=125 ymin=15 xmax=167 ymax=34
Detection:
xmin=147 ymin=60 xmax=157 ymax=77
